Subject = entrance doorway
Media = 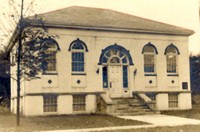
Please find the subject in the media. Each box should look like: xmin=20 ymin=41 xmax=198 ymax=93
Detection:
xmin=99 ymin=44 xmax=134 ymax=98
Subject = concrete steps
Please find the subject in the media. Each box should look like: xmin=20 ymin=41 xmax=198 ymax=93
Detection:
xmin=112 ymin=96 xmax=157 ymax=116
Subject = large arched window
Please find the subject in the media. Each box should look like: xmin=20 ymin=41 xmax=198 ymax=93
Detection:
xmin=142 ymin=43 xmax=158 ymax=74
xmin=69 ymin=39 xmax=88 ymax=73
xmin=165 ymin=44 xmax=180 ymax=74
xmin=43 ymin=39 xmax=60 ymax=73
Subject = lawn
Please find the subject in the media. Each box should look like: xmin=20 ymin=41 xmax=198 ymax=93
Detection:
xmin=0 ymin=112 xmax=148 ymax=132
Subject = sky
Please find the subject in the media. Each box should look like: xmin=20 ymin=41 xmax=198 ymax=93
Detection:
xmin=0 ymin=0 xmax=199 ymax=54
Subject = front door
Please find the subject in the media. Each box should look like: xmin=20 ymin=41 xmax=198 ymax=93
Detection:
xmin=108 ymin=65 xmax=122 ymax=98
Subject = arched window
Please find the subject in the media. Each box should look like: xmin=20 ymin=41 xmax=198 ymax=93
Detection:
xmin=142 ymin=43 xmax=158 ymax=74
xmin=69 ymin=39 xmax=88 ymax=73
xmin=43 ymin=39 xmax=60 ymax=73
xmin=165 ymin=44 xmax=180 ymax=74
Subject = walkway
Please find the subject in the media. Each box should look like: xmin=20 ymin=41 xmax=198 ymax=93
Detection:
xmin=118 ymin=114 xmax=200 ymax=126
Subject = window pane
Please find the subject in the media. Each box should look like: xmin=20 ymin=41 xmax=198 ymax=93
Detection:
xmin=123 ymin=66 xmax=128 ymax=88
xmin=144 ymin=46 xmax=154 ymax=53
xmin=72 ymin=42 xmax=84 ymax=50
xmin=166 ymin=47 xmax=176 ymax=54
xmin=45 ymin=51 xmax=56 ymax=72
xmin=102 ymin=56 xmax=108 ymax=63
xmin=167 ymin=55 xmax=176 ymax=73
xmin=102 ymin=67 xmax=108 ymax=88
xmin=110 ymin=57 xmax=120 ymax=63
xmin=72 ymin=52 xmax=84 ymax=72
xmin=43 ymin=95 xmax=57 ymax=112
xmin=168 ymin=93 xmax=178 ymax=108
xmin=122 ymin=57 xmax=127 ymax=63
xmin=144 ymin=54 xmax=154 ymax=73
xmin=73 ymin=95 xmax=86 ymax=111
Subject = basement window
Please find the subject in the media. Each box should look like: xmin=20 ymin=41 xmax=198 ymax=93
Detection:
xmin=73 ymin=95 xmax=86 ymax=111
xmin=168 ymin=93 xmax=178 ymax=108
xmin=43 ymin=95 xmax=57 ymax=112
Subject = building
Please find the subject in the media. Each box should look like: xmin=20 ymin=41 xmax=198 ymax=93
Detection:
xmin=7 ymin=6 xmax=193 ymax=116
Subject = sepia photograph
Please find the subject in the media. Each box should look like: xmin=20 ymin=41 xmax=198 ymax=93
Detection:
xmin=0 ymin=0 xmax=200 ymax=131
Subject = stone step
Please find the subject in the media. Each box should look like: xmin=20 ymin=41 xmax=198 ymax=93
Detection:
xmin=110 ymin=96 xmax=157 ymax=116
xmin=114 ymin=111 xmax=156 ymax=116
xmin=116 ymin=108 xmax=152 ymax=113
xmin=116 ymin=105 xmax=129 ymax=110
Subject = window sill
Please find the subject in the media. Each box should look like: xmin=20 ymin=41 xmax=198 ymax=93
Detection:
xmin=42 ymin=72 xmax=58 ymax=75
xmin=144 ymin=74 xmax=157 ymax=76
xmin=71 ymin=73 xmax=86 ymax=76
xmin=167 ymin=74 xmax=179 ymax=76
xmin=43 ymin=112 xmax=58 ymax=115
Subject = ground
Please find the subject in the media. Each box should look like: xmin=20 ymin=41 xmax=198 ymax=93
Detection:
xmin=1 ymin=95 xmax=200 ymax=132
xmin=0 ymin=112 xmax=148 ymax=132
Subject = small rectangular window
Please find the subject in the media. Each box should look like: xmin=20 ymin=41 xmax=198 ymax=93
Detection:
xmin=73 ymin=95 xmax=86 ymax=111
xmin=123 ymin=66 xmax=128 ymax=88
xmin=182 ymin=82 xmax=188 ymax=90
xmin=168 ymin=93 xmax=178 ymax=108
xmin=102 ymin=67 xmax=108 ymax=88
xmin=43 ymin=95 xmax=57 ymax=112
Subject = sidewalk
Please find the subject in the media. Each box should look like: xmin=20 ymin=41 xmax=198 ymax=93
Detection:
xmin=38 ymin=114 xmax=200 ymax=132
xmin=118 ymin=114 xmax=200 ymax=126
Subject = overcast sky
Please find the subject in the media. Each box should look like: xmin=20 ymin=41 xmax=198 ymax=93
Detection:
xmin=0 ymin=0 xmax=199 ymax=54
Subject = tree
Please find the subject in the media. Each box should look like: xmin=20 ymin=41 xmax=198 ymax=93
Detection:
xmin=20 ymin=26 xmax=57 ymax=79
xmin=0 ymin=0 xmax=56 ymax=126
xmin=190 ymin=54 xmax=200 ymax=94
xmin=0 ymin=50 xmax=10 ymax=108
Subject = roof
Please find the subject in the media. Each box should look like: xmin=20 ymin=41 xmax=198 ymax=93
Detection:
xmin=5 ymin=6 xmax=194 ymax=55
xmin=27 ymin=6 xmax=194 ymax=36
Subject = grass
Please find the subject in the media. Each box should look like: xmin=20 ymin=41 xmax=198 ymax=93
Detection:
xmin=0 ymin=112 xmax=148 ymax=132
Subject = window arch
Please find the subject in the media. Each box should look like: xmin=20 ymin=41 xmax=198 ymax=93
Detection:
xmin=98 ymin=44 xmax=133 ymax=65
xmin=165 ymin=44 xmax=180 ymax=74
xmin=43 ymin=39 xmax=60 ymax=73
xmin=142 ymin=42 xmax=158 ymax=74
xmin=69 ymin=38 xmax=88 ymax=73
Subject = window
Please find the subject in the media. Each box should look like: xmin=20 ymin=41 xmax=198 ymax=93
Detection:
xmin=45 ymin=50 xmax=56 ymax=72
xmin=165 ymin=44 xmax=179 ymax=74
xmin=43 ymin=39 xmax=59 ymax=73
xmin=43 ymin=95 xmax=57 ymax=112
xmin=102 ymin=67 xmax=108 ymax=88
xmin=69 ymin=39 xmax=88 ymax=73
xmin=72 ymin=52 xmax=84 ymax=72
xmin=73 ymin=95 xmax=86 ymax=111
xmin=123 ymin=66 xmax=128 ymax=88
xmin=168 ymin=93 xmax=178 ymax=108
xmin=142 ymin=44 xmax=157 ymax=74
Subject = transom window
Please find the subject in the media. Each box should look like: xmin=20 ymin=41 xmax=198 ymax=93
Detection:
xmin=102 ymin=49 xmax=129 ymax=65
xmin=69 ymin=39 xmax=88 ymax=73
xmin=165 ymin=44 xmax=179 ymax=74
xmin=142 ymin=43 xmax=158 ymax=74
